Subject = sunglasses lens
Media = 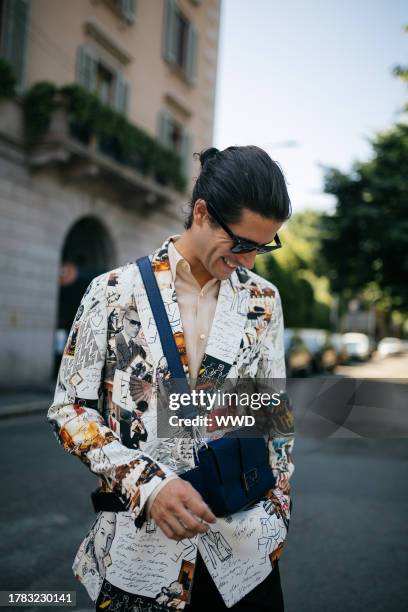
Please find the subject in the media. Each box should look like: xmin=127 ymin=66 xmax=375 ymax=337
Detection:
xmin=256 ymin=245 xmax=274 ymax=254
xmin=230 ymin=244 xmax=256 ymax=254
xmin=232 ymin=243 xmax=273 ymax=254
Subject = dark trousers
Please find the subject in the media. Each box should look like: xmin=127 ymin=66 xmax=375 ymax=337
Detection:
xmin=185 ymin=552 xmax=284 ymax=611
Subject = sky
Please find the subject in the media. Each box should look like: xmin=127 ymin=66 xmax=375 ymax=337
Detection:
xmin=213 ymin=0 xmax=408 ymax=213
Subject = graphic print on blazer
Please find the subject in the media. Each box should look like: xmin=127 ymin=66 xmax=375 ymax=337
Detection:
xmin=48 ymin=237 xmax=295 ymax=609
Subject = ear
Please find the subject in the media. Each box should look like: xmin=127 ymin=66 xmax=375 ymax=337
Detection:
xmin=192 ymin=199 xmax=209 ymax=227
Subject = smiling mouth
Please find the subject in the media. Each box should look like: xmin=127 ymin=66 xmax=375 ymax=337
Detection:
xmin=222 ymin=256 xmax=237 ymax=269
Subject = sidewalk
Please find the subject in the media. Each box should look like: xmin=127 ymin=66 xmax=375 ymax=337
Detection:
xmin=0 ymin=387 xmax=54 ymax=419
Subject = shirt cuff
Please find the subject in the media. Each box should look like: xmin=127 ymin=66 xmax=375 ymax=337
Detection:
xmin=145 ymin=474 xmax=179 ymax=518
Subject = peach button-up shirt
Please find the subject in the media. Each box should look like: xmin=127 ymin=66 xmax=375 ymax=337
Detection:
xmin=168 ymin=236 xmax=220 ymax=388
xmin=146 ymin=237 xmax=220 ymax=514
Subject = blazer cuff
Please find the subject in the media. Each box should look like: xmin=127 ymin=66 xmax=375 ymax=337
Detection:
xmin=145 ymin=474 xmax=179 ymax=518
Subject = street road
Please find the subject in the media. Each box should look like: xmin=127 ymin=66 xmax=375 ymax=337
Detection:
xmin=283 ymin=436 xmax=408 ymax=612
xmin=336 ymin=352 xmax=408 ymax=379
xmin=0 ymin=410 xmax=407 ymax=611
xmin=0 ymin=413 xmax=96 ymax=611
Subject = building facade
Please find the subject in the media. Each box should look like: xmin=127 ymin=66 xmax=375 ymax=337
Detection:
xmin=0 ymin=0 xmax=221 ymax=388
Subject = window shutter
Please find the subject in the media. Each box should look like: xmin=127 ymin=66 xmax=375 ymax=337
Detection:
xmin=2 ymin=0 xmax=30 ymax=91
xmin=163 ymin=0 xmax=178 ymax=65
xmin=114 ymin=72 xmax=130 ymax=115
xmin=181 ymin=128 xmax=192 ymax=180
xmin=76 ymin=45 xmax=97 ymax=92
xmin=120 ymin=0 xmax=137 ymax=24
xmin=186 ymin=23 xmax=198 ymax=84
xmin=158 ymin=110 xmax=172 ymax=148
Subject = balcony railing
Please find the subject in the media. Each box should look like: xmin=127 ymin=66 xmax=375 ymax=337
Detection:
xmin=0 ymin=79 xmax=187 ymax=208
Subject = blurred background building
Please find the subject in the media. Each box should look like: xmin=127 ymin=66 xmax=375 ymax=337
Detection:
xmin=0 ymin=0 xmax=221 ymax=388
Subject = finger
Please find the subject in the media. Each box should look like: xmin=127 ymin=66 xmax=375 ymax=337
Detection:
xmin=175 ymin=506 xmax=210 ymax=534
xmin=185 ymin=496 xmax=216 ymax=523
xmin=158 ymin=517 xmax=194 ymax=541
xmin=157 ymin=518 xmax=176 ymax=540
xmin=164 ymin=514 xmax=194 ymax=540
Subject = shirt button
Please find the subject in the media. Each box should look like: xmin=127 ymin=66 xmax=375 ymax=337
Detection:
xmin=199 ymin=333 xmax=206 ymax=340
xmin=200 ymin=291 xmax=204 ymax=297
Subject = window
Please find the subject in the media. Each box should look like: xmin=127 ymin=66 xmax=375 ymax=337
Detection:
xmin=163 ymin=0 xmax=198 ymax=84
xmin=118 ymin=0 xmax=136 ymax=23
xmin=175 ymin=11 xmax=188 ymax=70
xmin=101 ymin=0 xmax=137 ymax=24
xmin=168 ymin=118 xmax=183 ymax=152
xmin=96 ymin=63 xmax=115 ymax=106
xmin=76 ymin=45 xmax=130 ymax=115
xmin=0 ymin=0 xmax=4 ymax=43
xmin=0 ymin=0 xmax=29 ymax=91
xmin=159 ymin=110 xmax=192 ymax=180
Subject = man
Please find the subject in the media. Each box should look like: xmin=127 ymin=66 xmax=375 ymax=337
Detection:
xmin=48 ymin=145 xmax=295 ymax=611
xmin=115 ymin=306 xmax=146 ymax=371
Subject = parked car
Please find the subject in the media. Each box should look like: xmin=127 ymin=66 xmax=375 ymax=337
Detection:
xmin=377 ymin=337 xmax=405 ymax=358
xmin=284 ymin=329 xmax=313 ymax=376
xmin=330 ymin=333 xmax=350 ymax=365
xmin=342 ymin=332 xmax=372 ymax=361
xmin=298 ymin=329 xmax=337 ymax=373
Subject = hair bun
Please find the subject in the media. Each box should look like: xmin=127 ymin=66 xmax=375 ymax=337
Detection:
xmin=199 ymin=147 xmax=219 ymax=168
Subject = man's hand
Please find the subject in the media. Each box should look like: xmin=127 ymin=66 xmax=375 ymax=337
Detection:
xmin=150 ymin=478 xmax=216 ymax=541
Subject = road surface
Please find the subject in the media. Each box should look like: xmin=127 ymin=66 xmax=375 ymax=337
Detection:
xmin=0 ymin=410 xmax=407 ymax=611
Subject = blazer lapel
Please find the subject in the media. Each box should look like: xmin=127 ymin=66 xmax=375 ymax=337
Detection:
xmin=197 ymin=271 xmax=250 ymax=387
xmin=133 ymin=239 xmax=190 ymax=382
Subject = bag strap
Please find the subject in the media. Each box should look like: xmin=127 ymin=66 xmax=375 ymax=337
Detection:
xmin=136 ymin=256 xmax=194 ymax=418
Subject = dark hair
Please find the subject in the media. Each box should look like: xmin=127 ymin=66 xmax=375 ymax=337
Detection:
xmin=184 ymin=145 xmax=292 ymax=229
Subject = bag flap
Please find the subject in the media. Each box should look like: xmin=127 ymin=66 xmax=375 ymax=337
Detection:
xmin=199 ymin=436 xmax=269 ymax=484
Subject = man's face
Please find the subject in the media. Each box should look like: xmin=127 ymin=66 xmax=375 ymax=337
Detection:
xmin=123 ymin=309 xmax=140 ymax=338
xmin=93 ymin=514 xmax=116 ymax=559
xmin=191 ymin=202 xmax=283 ymax=281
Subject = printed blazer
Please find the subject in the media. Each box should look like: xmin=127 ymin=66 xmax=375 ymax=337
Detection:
xmin=48 ymin=237 xmax=295 ymax=610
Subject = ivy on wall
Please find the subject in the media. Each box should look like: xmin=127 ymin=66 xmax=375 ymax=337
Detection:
xmin=0 ymin=58 xmax=17 ymax=98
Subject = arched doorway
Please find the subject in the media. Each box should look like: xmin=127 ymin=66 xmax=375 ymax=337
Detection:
xmin=54 ymin=216 xmax=116 ymax=374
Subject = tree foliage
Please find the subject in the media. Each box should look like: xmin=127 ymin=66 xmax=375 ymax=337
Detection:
xmin=320 ymin=123 xmax=408 ymax=311
xmin=319 ymin=42 xmax=408 ymax=313
xmin=256 ymin=210 xmax=331 ymax=329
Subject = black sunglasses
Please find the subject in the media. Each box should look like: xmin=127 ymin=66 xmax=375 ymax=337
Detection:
xmin=206 ymin=201 xmax=282 ymax=254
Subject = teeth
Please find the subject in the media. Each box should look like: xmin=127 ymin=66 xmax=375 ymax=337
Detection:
xmin=222 ymin=257 xmax=237 ymax=269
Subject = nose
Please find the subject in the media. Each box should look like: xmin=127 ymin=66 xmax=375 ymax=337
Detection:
xmin=236 ymin=250 xmax=257 ymax=269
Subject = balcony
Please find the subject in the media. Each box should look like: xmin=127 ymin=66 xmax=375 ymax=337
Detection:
xmin=0 ymin=83 xmax=186 ymax=210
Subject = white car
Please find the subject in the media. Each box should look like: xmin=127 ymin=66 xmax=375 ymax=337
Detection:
xmin=377 ymin=337 xmax=405 ymax=358
xmin=342 ymin=332 xmax=371 ymax=361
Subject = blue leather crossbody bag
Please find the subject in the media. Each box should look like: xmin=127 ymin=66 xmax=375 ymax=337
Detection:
xmin=136 ymin=256 xmax=276 ymax=517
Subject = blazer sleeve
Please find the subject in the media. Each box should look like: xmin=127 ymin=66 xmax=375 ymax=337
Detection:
xmin=47 ymin=272 xmax=175 ymax=524
xmin=256 ymin=287 xmax=295 ymax=524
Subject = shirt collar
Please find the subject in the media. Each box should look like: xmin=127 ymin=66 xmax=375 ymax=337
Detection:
xmin=168 ymin=235 xmax=191 ymax=281
xmin=167 ymin=235 xmax=220 ymax=292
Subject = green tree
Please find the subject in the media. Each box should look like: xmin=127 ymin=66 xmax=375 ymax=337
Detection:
xmin=320 ymin=123 xmax=408 ymax=311
xmin=256 ymin=210 xmax=331 ymax=329
xmin=320 ymin=43 xmax=408 ymax=314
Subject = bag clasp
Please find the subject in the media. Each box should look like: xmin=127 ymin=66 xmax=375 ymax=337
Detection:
xmin=243 ymin=468 xmax=259 ymax=492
